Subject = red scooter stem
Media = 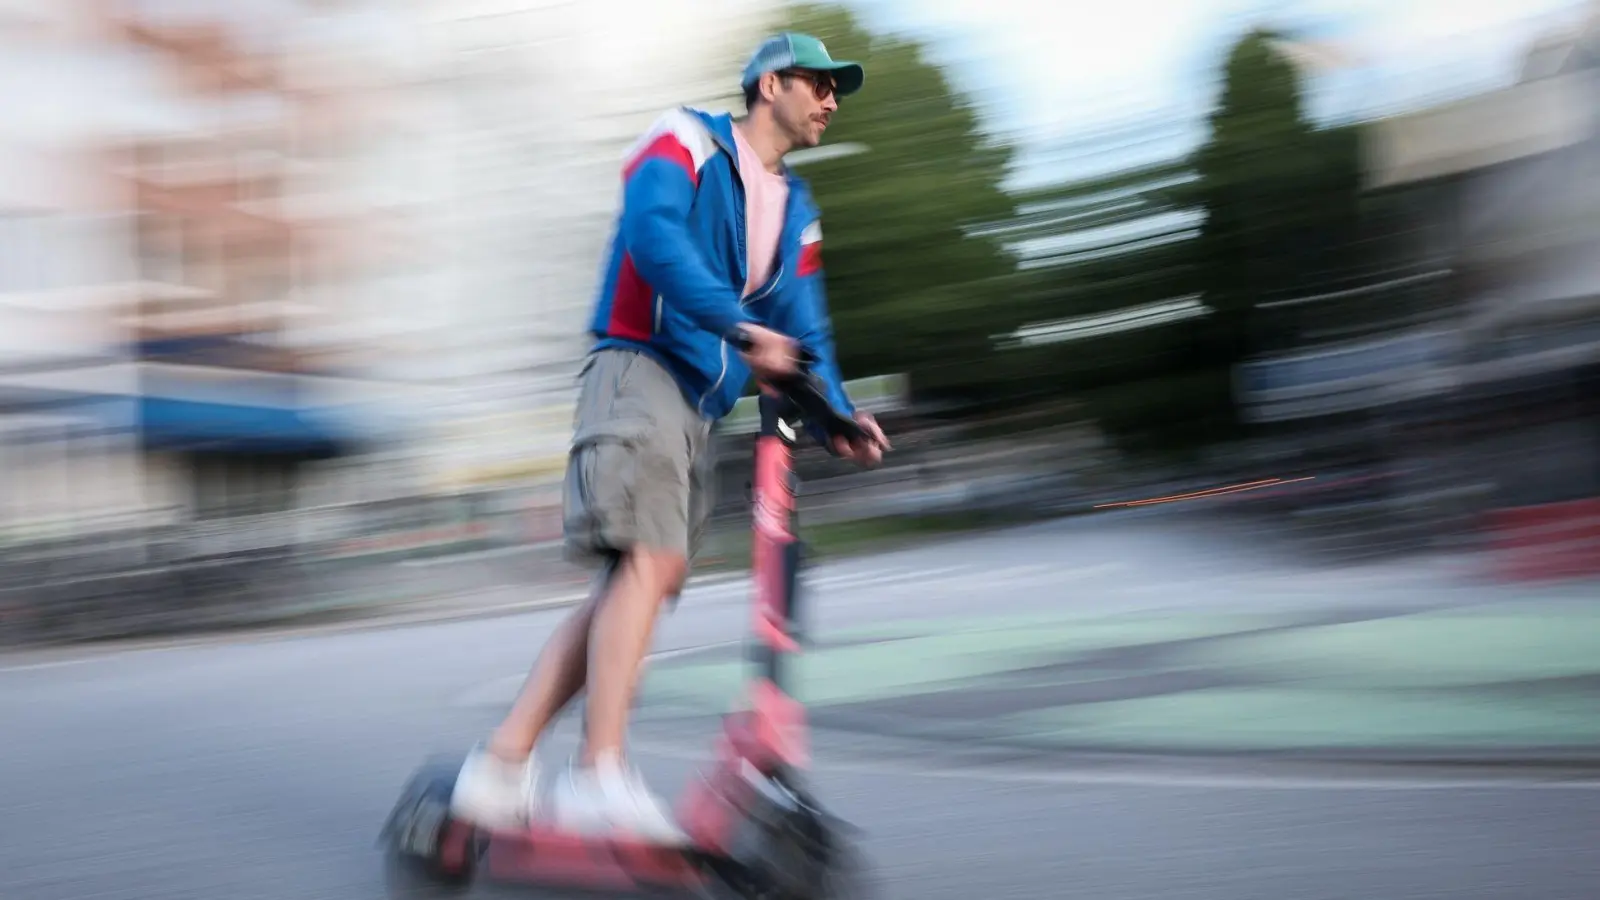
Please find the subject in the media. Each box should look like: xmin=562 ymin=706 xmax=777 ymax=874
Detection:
xmin=751 ymin=397 xmax=804 ymax=686
xmin=742 ymin=356 xmax=867 ymax=689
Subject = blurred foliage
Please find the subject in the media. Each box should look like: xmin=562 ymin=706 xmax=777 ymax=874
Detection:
xmin=777 ymin=11 xmax=1367 ymax=453
xmin=1191 ymin=31 xmax=1364 ymax=365
xmin=779 ymin=4 xmax=1034 ymax=405
xmin=993 ymin=29 xmax=1366 ymax=453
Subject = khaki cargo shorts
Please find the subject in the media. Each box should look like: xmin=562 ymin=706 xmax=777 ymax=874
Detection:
xmin=562 ymin=348 xmax=716 ymax=569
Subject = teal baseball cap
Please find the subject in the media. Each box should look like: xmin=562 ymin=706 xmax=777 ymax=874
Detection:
xmin=740 ymin=32 xmax=865 ymax=97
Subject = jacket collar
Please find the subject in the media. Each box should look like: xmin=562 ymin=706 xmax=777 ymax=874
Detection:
xmin=686 ymin=107 xmax=818 ymax=220
xmin=688 ymin=108 xmax=812 ymax=185
xmin=688 ymin=108 xmax=739 ymax=162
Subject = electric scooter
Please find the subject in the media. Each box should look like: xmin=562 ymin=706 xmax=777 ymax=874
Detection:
xmin=379 ymin=347 xmax=875 ymax=899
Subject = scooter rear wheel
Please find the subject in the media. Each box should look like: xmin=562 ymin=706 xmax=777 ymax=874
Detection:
xmin=379 ymin=756 xmax=482 ymax=897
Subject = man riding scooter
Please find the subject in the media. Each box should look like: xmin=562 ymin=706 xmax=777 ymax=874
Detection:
xmin=450 ymin=32 xmax=890 ymax=842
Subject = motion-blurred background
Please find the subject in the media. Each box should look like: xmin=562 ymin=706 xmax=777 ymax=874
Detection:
xmin=1 ymin=0 xmax=1596 ymax=642
xmin=7 ymin=5 xmax=1600 ymax=900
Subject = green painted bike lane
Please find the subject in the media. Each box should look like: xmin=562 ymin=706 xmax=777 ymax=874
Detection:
xmin=638 ymin=599 xmax=1600 ymax=759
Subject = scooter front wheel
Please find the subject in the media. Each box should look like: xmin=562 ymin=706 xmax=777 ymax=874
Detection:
xmin=707 ymin=771 xmax=878 ymax=900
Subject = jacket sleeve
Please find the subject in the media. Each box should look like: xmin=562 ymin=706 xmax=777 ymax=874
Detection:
xmin=618 ymin=122 xmax=753 ymax=337
xmin=769 ymin=218 xmax=857 ymax=444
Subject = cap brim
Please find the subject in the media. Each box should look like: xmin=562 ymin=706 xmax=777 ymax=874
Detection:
xmin=817 ymin=61 xmax=865 ymax=96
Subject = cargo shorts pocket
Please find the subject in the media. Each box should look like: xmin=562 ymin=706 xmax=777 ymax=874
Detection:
xmin=562 ymin=418 xmax=651 ymax=563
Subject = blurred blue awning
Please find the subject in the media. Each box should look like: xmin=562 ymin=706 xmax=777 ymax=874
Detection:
xmin=138 ymin=396 xmax=349 ymax=458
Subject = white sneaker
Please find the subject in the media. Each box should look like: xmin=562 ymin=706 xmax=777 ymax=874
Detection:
xmin=551 ymin=753 xmax=688 ymax=845
xmin=449 ymin=745 xmax=540 ymax=830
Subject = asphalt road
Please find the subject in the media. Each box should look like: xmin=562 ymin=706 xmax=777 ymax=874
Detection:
xmin=4 ymin=516 xmax=1598 ymax=900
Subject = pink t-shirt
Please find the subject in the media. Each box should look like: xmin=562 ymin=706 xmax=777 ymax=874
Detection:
xmin=732 ymin=126 xmax=790 ymax=298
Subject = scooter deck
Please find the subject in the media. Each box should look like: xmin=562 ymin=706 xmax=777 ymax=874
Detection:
xmin=479 ymin=822 xmax=708 ymax=891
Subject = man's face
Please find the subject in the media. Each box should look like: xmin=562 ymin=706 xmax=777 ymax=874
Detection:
xmin=768 ymin=69 xmax=839 ymax=148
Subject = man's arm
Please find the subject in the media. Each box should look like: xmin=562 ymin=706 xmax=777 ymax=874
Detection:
xmin=618 ymin=115 xmax=754 ymax=337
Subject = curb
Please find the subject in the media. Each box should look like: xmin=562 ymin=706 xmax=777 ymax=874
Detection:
xmin=0 ymin=570 xmax=759 ymax=659
xmin=627 ymin=721 xmax=1600 ymax=787
xmin=281 ymin=590 xmax=592 ymax=637
xmin=0 ymin=590 xmax=593 ymax=661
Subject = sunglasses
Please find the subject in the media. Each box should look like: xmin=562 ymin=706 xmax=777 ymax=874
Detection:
xmin=777 ymin=69 xmax=838 ymax=102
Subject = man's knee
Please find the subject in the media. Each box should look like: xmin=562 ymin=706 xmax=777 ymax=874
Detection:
xmin=623 ymin=547 xmax=689 ymax=601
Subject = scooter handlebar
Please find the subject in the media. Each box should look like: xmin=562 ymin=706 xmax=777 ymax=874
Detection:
xmin=726 ymin=327 xmax=867 ymax=446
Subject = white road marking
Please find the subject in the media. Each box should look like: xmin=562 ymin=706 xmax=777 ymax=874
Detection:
xmin=808 ymin=564 xmax=970 ymax=590
xmin=0 ymin=653 xmax=146 ymax=674
xmin=682 ymin=560 xmax=1131 ymax=603
xmin=450 ymin=641 xmax=744 ymax=708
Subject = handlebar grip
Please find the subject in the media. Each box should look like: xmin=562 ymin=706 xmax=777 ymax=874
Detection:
xmin=724 ymin=326 xmax=819 ymax=368
xmin=725 ymin=327 xmax=754 ymax=353
xmin=726 ymin=326 xmax=861 ymax=445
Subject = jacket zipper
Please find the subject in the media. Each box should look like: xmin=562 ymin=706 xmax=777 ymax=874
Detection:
xmin=702 ymin=120 xmax=747 ymax=416
xmin=745 ymin=263 xmax=784 ymax=307
xmin=707 ymin=123 xmax=750 ymax=290
xmin=703 ymin=261 xmax=785 ymax=418
xmin=699 ymin=339 xmax=729 ymax=418
xmin=694 ymin=116 xmax=803 ymax=416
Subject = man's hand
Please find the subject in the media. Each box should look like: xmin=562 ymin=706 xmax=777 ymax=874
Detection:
xmin=831 ymin=411 xmax=891 ymax=468
xmin=734 ymin=324 xmax=801 ymax=381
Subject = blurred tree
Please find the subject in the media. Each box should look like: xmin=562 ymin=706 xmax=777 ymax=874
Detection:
xmin=996 ymin=139 xmax=1215 ymax=446
xmin=1162 ymin=29 xmax=1365 ymax=450
xmin=768 ymin=14 xmax=1367 ymax=448
xmin=777 ymin=4 xmax=1029 ymax=405
xmin=1006 ymin=156 xmax=1200 ymax=370
xmin=1189 ymin=29 xmax=1361 ymax=368
xmin=999 ymin=28 xmax=1366 ymax=455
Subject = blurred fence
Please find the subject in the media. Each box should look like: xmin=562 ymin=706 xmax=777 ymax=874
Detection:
xmin=0 ymin=491 xmax=564 ymax=648
xmin=0 ymin=412 xmax=1119 ymax=647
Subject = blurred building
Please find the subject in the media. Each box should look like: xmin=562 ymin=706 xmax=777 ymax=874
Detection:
xmin=0 ymin=0 xmax=786 ymax=549
xmin=0 ymin=0 xmax=434 ymax=543
xmin=1234 ymin=6 xmax=1600 ymax=561
xmin=419 ymin=0 xmax=776 ymax=498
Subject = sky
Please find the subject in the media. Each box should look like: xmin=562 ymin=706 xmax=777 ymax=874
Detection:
xmin=5 ymin=0 xmax=1589 ymax=194
xmin=846 ymin=0 xmax=1593 ymax=187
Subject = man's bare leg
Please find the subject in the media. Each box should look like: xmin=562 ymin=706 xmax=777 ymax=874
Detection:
xmin=484 ymin=596 xmax=598 ymax=762
xmin=544 ymin=545 xmax=688 ymax=841
xmin=449 ymin=564 xmax=614 ymax=828
xmin=581 ymin=547 xmax=685 ymax=766
xmin=483 ymin=560 xmax=619 ymax=761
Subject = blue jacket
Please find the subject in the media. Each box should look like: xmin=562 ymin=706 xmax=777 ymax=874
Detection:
xmin=587 ymin=107 xmax=854 ymax=425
